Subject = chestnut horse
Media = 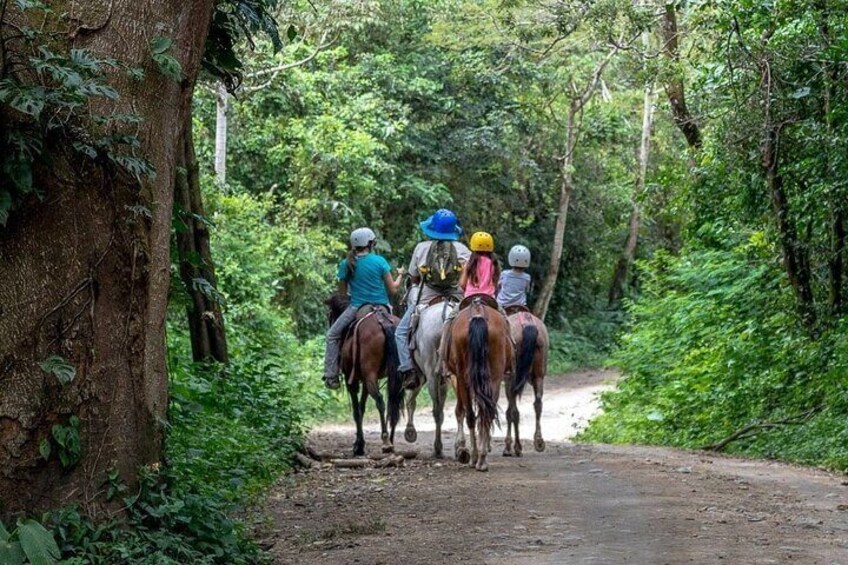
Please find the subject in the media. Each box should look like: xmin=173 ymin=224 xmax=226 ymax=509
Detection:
xmin=444 ymin=296 xmax=513 ymax=472
xmin=503 ymin=309 xmax=549 ymax=457
xmin=326 ymin=295 xmax=405 ymax=456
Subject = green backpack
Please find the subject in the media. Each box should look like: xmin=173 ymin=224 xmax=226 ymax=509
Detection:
xmin=420 ymin=240 xmax=462 ymax=291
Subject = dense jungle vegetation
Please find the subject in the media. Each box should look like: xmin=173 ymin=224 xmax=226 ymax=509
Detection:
xmin=1 ymin=0 xmax=847 ymax=562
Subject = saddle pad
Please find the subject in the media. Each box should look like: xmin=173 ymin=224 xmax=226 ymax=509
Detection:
xmin=504 ymin=305 xmax=530 ymax=316
xmin=458 ymin=293 xmax=499 ymax=311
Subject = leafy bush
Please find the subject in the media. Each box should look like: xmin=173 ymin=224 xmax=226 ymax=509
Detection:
xmin=581 ymin=240 xmax=848 ymax=470
xmin=167 ymin=336 xmax=340 ymax=503
xmin=548 ymin=307 xmax=623 ymax=374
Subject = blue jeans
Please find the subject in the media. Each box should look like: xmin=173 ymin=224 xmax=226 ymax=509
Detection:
xmin=323 ymin=306 xmax=358 ymax=379
xmin=395 ymin=304 xmax=415 ymax=372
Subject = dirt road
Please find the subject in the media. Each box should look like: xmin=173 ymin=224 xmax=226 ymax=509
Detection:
xmin=263 ymin=370 xmax=848 ymax=564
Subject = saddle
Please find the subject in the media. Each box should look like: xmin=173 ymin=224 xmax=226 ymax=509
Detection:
xmin=343 ymin=304 xmax=396 ymax=385
xmin=408 ymin=294 xmax=459 ymax=351
xmin=343 ymin=304 xmax=392 ymax=342
xmin=504 ymin=305 xmax=530 ymax=316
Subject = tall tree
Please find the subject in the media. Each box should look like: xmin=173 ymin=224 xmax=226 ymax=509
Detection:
xmin=0 ymin=0 xmax=214 ymax=514
xmin=534 ymin=48 xmax=617 ymax=320
xmin=608 ymin=80 xmax=656 ymax=306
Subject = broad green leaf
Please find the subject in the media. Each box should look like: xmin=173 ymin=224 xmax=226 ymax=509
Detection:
xmin=39 ymin=355 xmax=76 ymax=385
xmin=149 ymin=36 xmax=173 ymax=55
xmin=0 ymin=540 xmax=25 ymax=565
xmin=39 ymin=439 xmax=51 ymax=461
xmin=0 ymin=520 xmax=10 ymax=542
xmin=16 ymin=519 xmax=60 ymax=564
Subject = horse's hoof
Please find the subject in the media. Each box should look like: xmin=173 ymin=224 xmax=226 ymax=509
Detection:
xmin=433 ymin=450 xmax=444 ymax=459
xmin=456 ymin=448 xmax=471 ymax=464
xmin=534 ymin=438 xmax=546 ymax=452
xmin=382 ymin=444 xmax=394 ymax=454
xmin=476 ymin=462 xmax=489 ymax=472
xmin=353 ymin=448 xmax=365 ymax=457
xmin=404 ymin=427 xmax=418 ymax=443
xmin=502 ymin=450 xmax=513 ymax=457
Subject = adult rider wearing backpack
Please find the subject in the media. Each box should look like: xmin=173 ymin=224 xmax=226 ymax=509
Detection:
xmin=395 ymin=209 xmax=471 ymax=389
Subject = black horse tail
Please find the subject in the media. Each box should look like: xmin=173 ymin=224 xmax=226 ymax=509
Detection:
xmin=513 ymin=324 xmax=538 ymax=397
xmin=468 ymin=316 xmax=499 ymax=430
xmin=382 ymin=323 xmax=404 ymax=430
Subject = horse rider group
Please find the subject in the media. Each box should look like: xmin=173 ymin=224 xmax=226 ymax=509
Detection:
xmin=322 ymin=208 xmax=532 ymax=390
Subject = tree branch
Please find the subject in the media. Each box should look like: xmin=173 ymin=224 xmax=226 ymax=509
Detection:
xmin=241 ymin=32 xmax=335 ymax=93
xmin=700 ymin=405 xmax=825 ymax=452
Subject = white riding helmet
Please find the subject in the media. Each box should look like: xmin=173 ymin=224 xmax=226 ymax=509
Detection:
xmin=350 ymin=227 xmax=377 ymax=248
xmin=508 ymin=245 xmax=531 ymax=268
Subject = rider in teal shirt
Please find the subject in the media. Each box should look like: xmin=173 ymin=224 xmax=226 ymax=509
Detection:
xmin=323 ymin=228 xmax=403 ymax=389
xmin=337 ymin=253 xmax=391 ymax=307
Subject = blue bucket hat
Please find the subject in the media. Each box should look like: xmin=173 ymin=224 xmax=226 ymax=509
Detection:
xmin=419 ymin=209 xmax=462 ymax=241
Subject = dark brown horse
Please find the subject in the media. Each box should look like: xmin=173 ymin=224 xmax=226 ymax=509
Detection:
xmin=503 ymin=309 xmax=549 ymax=457
xmin=444 ymin=296 xmax=513 ymax=472
xmin=327 ymin=295 xmax=405 ymax=456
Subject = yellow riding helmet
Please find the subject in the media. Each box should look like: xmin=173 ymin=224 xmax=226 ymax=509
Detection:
xmin=469 ymin=231 xmax=494 ymax=252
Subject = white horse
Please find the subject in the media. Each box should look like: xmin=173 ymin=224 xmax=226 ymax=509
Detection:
xmin=403 ymin=297 xmax=455 ymax=458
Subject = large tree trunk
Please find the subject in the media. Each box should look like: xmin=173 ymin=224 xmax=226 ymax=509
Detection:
xmin=0 ymin=0 xmax=214 ymax=515
xmin=175 ymin=116 xmax=229 ymax=363
xmin=608 ymin=81 xmax=656 ymax=306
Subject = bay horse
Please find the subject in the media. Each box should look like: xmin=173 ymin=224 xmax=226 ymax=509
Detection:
xmin=503 ymin=308 xmax=549 ymax=457
xmin=444 ymin=296 xmax=513 ymax=472
xmin=326 ymin=295 xmax=405 ymax=456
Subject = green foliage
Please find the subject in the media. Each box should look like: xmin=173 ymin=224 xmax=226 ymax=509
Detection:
xmin=581 ymin=242 xmax=848 ymax=470
xmin=548 ymin=308 xmax=622 ymax=374
xmin=38 ymin=356 xmax=75 ymax=385
xmin=150 ymin=37 xmax=183 ymax=82
xmin=0 ymin=2 xmax=153 ymax=226
xmin=166 ymin=176 xmax=345 ymax=502
xmin=40 ymin=468 xmax=261 ymax=564
xmin=0 ymin=517 xmax=60 ymax=565
xmin=49 ymin=417 xmax=81 ymax=469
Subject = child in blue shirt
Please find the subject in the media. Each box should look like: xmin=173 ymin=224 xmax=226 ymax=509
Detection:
xmin=497 ymin=245 xmax=532 ymax=308
xmin=323 ymin=228 xmax=403 ymax=389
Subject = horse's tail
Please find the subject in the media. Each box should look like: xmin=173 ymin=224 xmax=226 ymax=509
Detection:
xmin=382 ymin=322 xmax=404 ymax=429
xmin=468 ymin=315 xmax=499 ymax=430
xmin=513 ymin=323 xmax=538 ymax=397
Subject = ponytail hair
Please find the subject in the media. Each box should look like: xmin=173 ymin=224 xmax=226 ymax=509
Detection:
xmin=467 ymin=251 xmax=501 ymax=286
xmin=344 ymin=243 xmax=373 ymax=282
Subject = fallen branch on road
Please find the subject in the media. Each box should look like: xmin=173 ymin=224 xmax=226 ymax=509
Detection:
xmin=700 ymin=404 xmax=825 ymax=452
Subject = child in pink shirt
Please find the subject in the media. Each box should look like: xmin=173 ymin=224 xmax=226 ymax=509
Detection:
xmin=460 ymin=231 xmax=500 ymax=298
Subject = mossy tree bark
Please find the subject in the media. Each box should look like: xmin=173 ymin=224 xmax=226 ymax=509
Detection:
xmin=0 ymin=0 xmax=215 ymax=515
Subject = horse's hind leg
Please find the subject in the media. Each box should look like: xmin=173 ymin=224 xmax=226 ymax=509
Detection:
xmin=533 ymin=375 xmax=545 ymax=452
xmin=503 ymin=386 xmax=517 ymax=457
xmin=429 ymin=370 xmax=447 ymax=459
xmin=454 ymin=381 xmax=471 ymax=464
xmin=366 ymin=376 xmax=393 ymax=453
xmin=349 ymin=382 xmax=366 ymax=456
xmin=466 ymin=400 xmax=479 ymax=469
xmin=404 ymin=384 xmax=421 ymax=443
